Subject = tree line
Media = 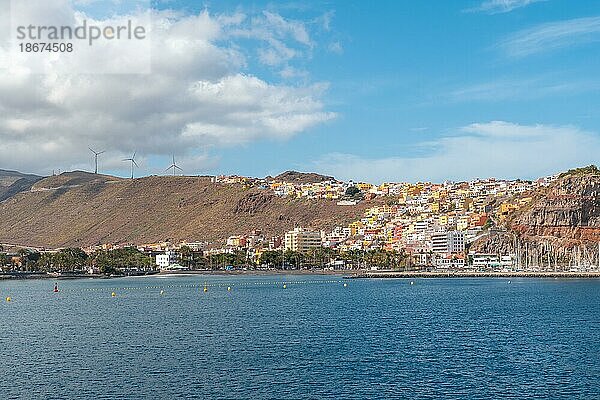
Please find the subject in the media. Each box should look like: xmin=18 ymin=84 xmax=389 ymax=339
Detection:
xmin=1 ymin=245 xmax=411 ymax=274
xmin=0 ymin=247 xmax=154 ymax=275
xmin=179 ymin=246 xmax=410 ymax=270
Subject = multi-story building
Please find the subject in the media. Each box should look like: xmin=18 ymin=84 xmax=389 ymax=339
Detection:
xmin=156 ymin=250 xmax=178 ymax=268
xmin=432 ymin=231 xmax=465 ymax=255
xmin=284 ymin=228 xmax=322 ymax=253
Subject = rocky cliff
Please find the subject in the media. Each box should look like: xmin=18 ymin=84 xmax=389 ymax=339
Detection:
xmin=472 ymin=166 xmax=600 ymax=254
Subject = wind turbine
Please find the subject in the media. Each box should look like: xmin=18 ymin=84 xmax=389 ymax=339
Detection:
xmin=166 ymin=155 xmax=183 ymax=176
xmin=123 ymin=152 xmax=139 ymax=179
xmin=89 ymin=147 xmax=105 ymax=174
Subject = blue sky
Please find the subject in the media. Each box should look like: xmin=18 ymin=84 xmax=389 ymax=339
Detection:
xmin=2 ymin=0 xmax=599 ymax=182
xmin=173 ymin=0 xmax=600 ymax=181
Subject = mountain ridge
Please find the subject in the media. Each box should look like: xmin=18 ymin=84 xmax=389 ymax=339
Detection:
xmin=0 ymin=172 xmax=378 ymax=248
xmin=0 ymin=169 xmax=44 ymax=202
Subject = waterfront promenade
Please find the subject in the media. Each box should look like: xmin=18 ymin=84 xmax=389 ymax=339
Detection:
xmin=4 ymin=269 xmax=600 ymax=280
xmin=349 ymin=271 xmax=600 ymax=279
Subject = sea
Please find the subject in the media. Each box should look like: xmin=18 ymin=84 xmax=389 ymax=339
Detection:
xmin=0 ymin=275 xmax=599 ymax=399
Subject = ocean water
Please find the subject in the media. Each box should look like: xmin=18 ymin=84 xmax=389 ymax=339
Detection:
xmin=0 ymin=276 xmax=598 ymax=399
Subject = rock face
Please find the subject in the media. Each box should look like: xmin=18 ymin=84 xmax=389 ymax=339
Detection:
xmin=234 ymin=192 xmax=274 ymax=215
xmin=511 ymin=173 xmax=600 ymax=243
xmin=473 ymin=169 xmax=600 ymax=253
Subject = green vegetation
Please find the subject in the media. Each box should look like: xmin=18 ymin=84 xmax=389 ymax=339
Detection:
xmin=259 ymin=248 xmax=408 ymax=270
xmin=1 ymin=246 xmax=153 ymax=275
xmin=0 ymin=244 xmax=410 ymax=274
xmin=89 ymin=248 xmax=154 ymax=274
xmin=345 ymin=186 xmax=361 ymax=196
xmin=205 ymin=250 xmax=248 ymax=269
xmin=177 ymin=246 xmax=203 ymax=269
xmin=0 ymin=252 xmax=9 ymax=268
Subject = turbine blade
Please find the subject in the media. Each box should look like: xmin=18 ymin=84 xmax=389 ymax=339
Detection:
xmin=175 ymin=165 xmax=183 ymax=171
xmin=133 ymin=160 xmax=139 ymax=168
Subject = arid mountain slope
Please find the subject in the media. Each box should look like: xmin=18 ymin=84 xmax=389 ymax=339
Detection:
xmin=0 ymin=169 xmax=43 ymax=202
xmin=0 ymin=172 xmax=375 ymax=248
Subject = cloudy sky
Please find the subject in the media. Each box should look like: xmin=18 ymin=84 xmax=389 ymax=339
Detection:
xmin=0 ymin=0 xmax=599 ymax=182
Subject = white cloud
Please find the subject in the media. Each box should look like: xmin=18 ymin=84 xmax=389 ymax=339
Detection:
xmin=229 ymin=11 xmax=314 ymax=68
xmin=500 ymin=16 xmax=600 ymax=57
xmin=279 ymin=66 xmax=309 ymax=79
xmin=468 ymin=0 xmax=545 ymax=14
xmin=327 ymin=41 xmax=343 ymax=54
xmin=309 ymin=121 xmax=600 ymax=183
xmin=0 ymin=2 xmax=334 ymax=176
xmin=449 ymin=77 xmax=600 ymax=102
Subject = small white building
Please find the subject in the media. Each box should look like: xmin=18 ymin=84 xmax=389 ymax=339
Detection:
xmin=434 ymin=256 xmax=465 ymax=269
xmin=472 ymin=253 xmax=500 ymax=269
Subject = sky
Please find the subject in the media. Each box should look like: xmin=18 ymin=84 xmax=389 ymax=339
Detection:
xmin=0 ymin=0 xmax=599 ymax=183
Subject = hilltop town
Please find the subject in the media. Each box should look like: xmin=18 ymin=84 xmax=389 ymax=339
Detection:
xmin=1 ymin=166 xmax=599 ymax=275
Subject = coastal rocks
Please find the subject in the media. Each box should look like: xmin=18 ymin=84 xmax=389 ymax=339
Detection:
xmin=469 ymin=230 xmax=515 ymax=254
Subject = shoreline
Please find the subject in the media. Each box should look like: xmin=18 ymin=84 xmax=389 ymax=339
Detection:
xmin=156 ymin=269 xmax=357 ymax=277
xmin=3 ymin=270 xmax=600 ymax=281
xmin=348 ymin=271 xmax=600 ymax=279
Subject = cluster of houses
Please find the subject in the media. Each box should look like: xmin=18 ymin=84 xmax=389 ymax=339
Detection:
xmin=143 ymin=174 xmax=557 ymax=270
xmin=213 ymin=174 xmax=375 ymax=204
xmin=322 ymin=176 xmax=552 ymax=268
xmin=2 ymin=173 xmax=558 ymax=272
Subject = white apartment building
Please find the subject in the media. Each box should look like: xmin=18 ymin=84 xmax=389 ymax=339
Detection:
xmin=156 ymin=250 xmax=178 ymax=268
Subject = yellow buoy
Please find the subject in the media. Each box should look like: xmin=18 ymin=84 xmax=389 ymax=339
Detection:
xmin=160 ymin=290 xmax=164 ymax=295
xmin=283 ymin=284 xmax=287 ymax=289
xmin=227 ymin=286 xmax=231 ymax=292
xmin=6 ymin=296 xmax=11 ymax=302
xmin=111 ymin=292 xmax=116 ymax=297
xmin=203 ymin=287 xmax=208 ymax=293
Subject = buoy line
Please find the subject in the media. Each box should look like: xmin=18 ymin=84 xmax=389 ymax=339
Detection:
xmin=2 ymin=279 xmax=352 ymax=301
xmin=53 ymin=279 xmax=348 ymax=294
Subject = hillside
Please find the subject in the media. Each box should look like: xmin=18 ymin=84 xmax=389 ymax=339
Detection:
xmin=0 ymin=169 xmax=43 ymax=202
xmin=0 ymin=172 xmax=376 ymax=248
xmin=274 ymin=170 xmax=336 ymax=184
xmin=472 ymin=166 xmax=600 ymax=253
